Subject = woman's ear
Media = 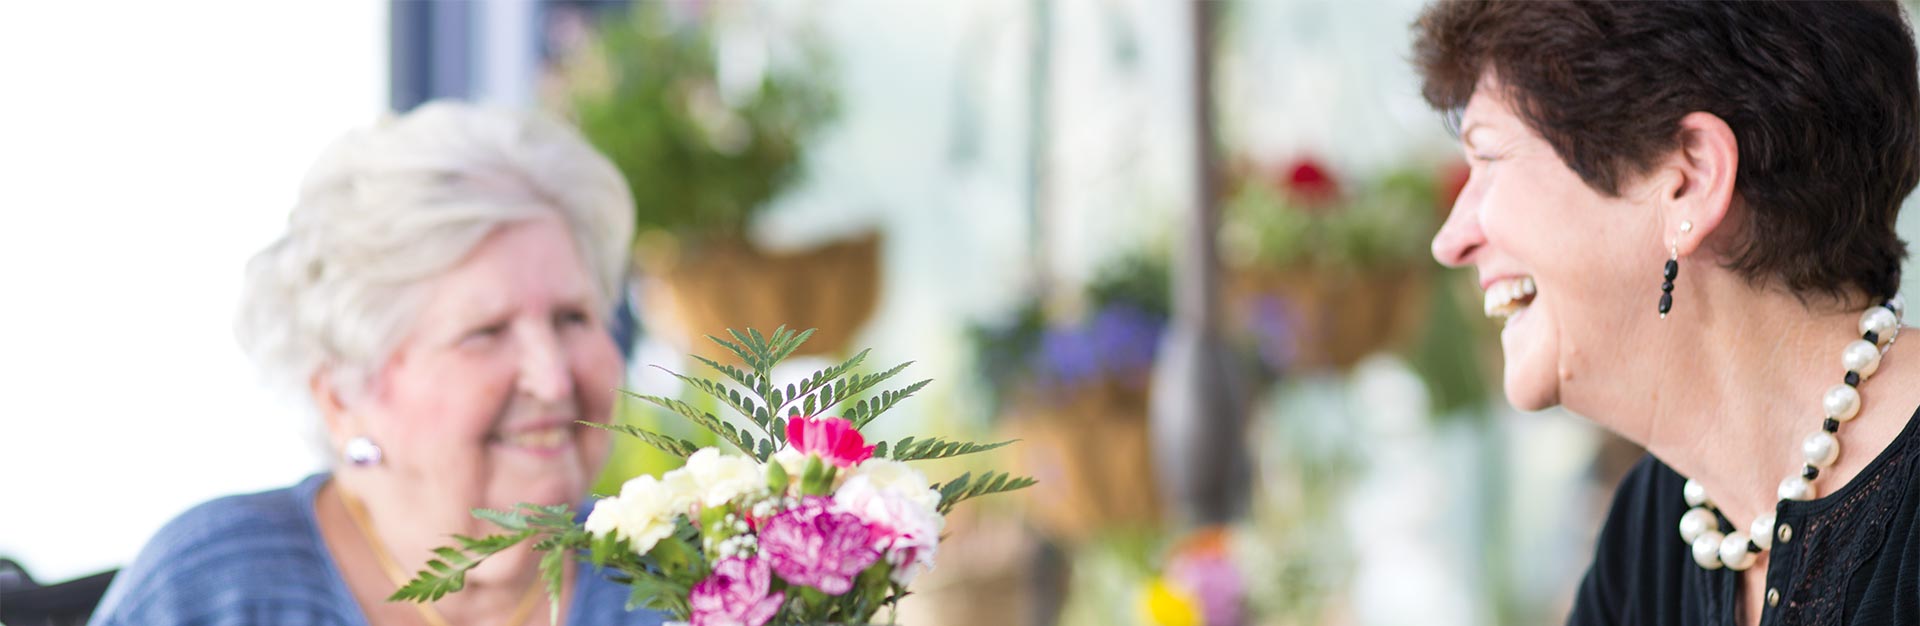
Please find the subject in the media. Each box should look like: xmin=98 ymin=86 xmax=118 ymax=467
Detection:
xmin=1661 ymin=111 xmax=1740 ymax=257
xmin=309 ymin=367 xmax=356 ymax=447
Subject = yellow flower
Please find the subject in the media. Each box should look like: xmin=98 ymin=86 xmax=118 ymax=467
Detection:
xmin=1139 ymin=578 xmax=1202 ymax=626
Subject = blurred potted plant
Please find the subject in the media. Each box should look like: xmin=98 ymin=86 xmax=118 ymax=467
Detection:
xmin=1218 ymin=156 xmax=1455 ymax=372
xmin=968 ymin=255 xmax=1176 ymax=542
xmin=555 ymin=3 xmax=878 ymax=355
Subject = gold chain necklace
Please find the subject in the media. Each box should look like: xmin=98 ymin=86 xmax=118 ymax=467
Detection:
xmin=337 ymin=488 xmax=550 ymax=626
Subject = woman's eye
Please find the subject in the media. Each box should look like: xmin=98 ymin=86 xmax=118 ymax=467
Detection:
xmin=557 ymin=310 xmax=591 ymax=327
xmin=467 ymin=322 xmax=508 ymax=341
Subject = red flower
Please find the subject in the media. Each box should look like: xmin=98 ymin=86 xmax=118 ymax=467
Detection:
xmin=1281 ymin=157 xmax=1340 ymax=209
xmin=785 ymin=416 xmax=875 ymax=468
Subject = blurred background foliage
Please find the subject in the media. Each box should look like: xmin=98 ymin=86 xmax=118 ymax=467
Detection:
xmin=548 ymin=1 xmax=1607 ymax=625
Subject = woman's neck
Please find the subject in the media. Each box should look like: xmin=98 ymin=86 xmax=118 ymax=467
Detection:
xmin=1576 ymin=275 xmax=1916 ymax=527
xmin=316 ymin=480 xmax=562 ymax=625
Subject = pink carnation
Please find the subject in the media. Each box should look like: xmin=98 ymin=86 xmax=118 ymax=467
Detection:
xmin=786 ymin=416 xmax=875 ymax=468
xmin=758 ymin=496 xmax=882 ymax=594
xmin=689 ymin=556 xmax=784 ymax=626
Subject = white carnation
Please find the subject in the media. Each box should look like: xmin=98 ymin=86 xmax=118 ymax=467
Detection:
xmin=842 ymin=459 xmax=940 ymax=510
xmin=583 ymin=474 xmax=681 ymax=555
xmin=666 ymin=447 xmax=766 ymax=508
xmin=833 ymin=461 xmax=945 ymax=585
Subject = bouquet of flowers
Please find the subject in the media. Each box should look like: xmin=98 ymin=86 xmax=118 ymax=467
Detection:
xmin=393 ymin=327 xmax=1034 ymax=625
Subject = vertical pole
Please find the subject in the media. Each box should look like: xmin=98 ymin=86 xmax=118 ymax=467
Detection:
xmin=1150 ymin=0 xmax=1251 ymax=528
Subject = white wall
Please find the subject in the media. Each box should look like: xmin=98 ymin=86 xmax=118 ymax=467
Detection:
xmin=0 ymin=1 xmax=387 ymax=582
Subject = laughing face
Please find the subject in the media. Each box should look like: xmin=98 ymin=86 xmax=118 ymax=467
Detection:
xmin=346 ymin=213 xmax=621 ymax=530
xmin=1431 ymin=85 xmax=1668 ymax=412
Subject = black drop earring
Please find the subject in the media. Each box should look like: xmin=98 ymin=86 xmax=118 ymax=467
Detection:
xmin=1661 ymin=220 xmax=1691 ymax=319
xmin=1660 ymin=254 xmax=1677 ymax=318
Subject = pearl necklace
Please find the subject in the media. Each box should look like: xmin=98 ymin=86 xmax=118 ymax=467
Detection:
xmin=1677 ymin=295 xmax=1906 ymax=571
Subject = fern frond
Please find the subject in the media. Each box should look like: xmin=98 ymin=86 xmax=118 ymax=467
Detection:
xmin=389 ymin=530 xmax=534 ymax=602
xmin=581 ymin=421 xmax=701 ymax=457
xmin=936 ymin=471 xmax=1037 ymax=514
xmin=848 ymin=379 xmax=932 ymax=429
xmin=614 ymin=393 xmax=758 ymax=457
xmin=889 ymin=437 xmax=1018 ymax=461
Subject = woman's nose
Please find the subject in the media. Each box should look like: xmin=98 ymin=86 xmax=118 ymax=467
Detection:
xmin=1431 ymin=193 xmax=1485 ymax=268
xmin=516 ymin=327 xmax=575 ymax=402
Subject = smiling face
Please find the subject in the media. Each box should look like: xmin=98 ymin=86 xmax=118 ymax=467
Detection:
xmin=345 ymin=213 xmax=621 ymax=526
xmin=1431 ymin=86 xmax=1668 ymax=411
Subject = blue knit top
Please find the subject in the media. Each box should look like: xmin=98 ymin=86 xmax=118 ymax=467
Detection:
xmin=88 ymin=473 xmax=665 ymax=626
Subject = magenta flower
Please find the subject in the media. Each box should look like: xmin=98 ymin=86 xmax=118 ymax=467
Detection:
xmin=758 ymin=496 xmax=882 ymax=594
xmin=689 ymin=556 xmax=784 ymax=626
xmin=1169 ymin=553 xmax=1245 ymax=626
xmin=786 ymin=416 xmax=875 ymax=468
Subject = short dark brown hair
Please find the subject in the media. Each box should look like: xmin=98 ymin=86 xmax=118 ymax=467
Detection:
xmin=1413 ymin=0 xmax=1919 ymax=301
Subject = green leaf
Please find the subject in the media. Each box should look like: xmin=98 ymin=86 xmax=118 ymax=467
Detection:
xmin=620 ymin=392 xmax=756 ymax=455
xmin=831 ymin=362 xmax=914 ymax=411
xmin=471 ymin=507 xmax=529 ymax=531
xmin=589 ymin=530 xmax=620 ymax=568
xmin=937 ymin=470 xmax=1037 ymax=514
xmin=935 ymin=473 xmax=972 ymax=505
xmin=539 ymin=545 xmax=567 ymax=624
xmin=872 ymin=441 xmax=889 ymax=459
xmin=890 ymin=437 xmax=1016 ymax=461
xmin=726 ymin=328 xmax=770 ymax=373
xmin=767 ymin=327 xmax=816 ymax=365
xmin=690 ymin=355 xmax=755 ymax=391
xmin=706 ymin=333 xmax=758 ymax=370
xmin=747 ymin=327 xmax=771 ymax=354
xmin=819 ymin=380 xmax=839 ymax=410
xmin=851 ymin=379 xmax=931 ymax=429
xmin=623 ymin=571 xmax=693 ymax=615
xmin=651 ymin=366 xmax=757 ymax=428
xmin=581 ymin=421 xmax=700 ymax=458
xmin=389 ymin=530 xmax=535 ymax=603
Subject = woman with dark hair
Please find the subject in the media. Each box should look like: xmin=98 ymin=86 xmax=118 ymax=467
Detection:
xmin=1413 ymin=2 xmax=1920 ymax=625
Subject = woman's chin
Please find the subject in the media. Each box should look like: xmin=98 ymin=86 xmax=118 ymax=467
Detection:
xmin=1502 ymin=375 xmax=1560 ymax=412
xmin=1498 ymin=305 xmax=1561 ymax=411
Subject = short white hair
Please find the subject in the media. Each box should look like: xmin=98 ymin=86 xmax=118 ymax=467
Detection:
xmin=237 ymin=101 xmax=635 ymax=400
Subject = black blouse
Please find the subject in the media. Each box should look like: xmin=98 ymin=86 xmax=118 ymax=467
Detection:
xmin=1568 ymin=406 xmax=1920 ymax=625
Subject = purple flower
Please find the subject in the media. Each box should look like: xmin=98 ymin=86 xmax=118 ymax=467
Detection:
xmin=1088 ymin=303 xmax=1165 ymax=373
xmin=1037 ymin=326 xmax=1101 ymax=388
xmin=758 ymin=496 xmax=882 ymax=594
xmin=1169 ymin=554 xmax=1246 ymax=626
xmin=1033 ymin=303 xmax=1168 ymax=394
xmin=689 ymin=556 xmax=784 ymax=626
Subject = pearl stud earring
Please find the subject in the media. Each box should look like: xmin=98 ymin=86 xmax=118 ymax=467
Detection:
xmin=344 ymin=436 xmax=383 ymax=466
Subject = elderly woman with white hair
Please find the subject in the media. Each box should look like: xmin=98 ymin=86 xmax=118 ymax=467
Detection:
xmin=89 ymin=102 xmax=664 ymax=626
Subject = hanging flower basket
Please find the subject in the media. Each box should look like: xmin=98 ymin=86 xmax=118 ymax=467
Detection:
xmin=1224 ymin=264 xmax=1430 ymax=372
xmin=1002 ymin=380 xmax=1162 ymax=542
xmin=646 ymin=231 xmax=883 ymax=356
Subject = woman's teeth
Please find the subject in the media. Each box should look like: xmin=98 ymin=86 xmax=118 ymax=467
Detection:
xmin=500 ymin=425 xmax=574 ymax=449
xmin=1484 ymin=276 xmax=1537 ymax=320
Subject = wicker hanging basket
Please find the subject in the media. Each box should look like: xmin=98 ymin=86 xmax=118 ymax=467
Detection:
xmin=1224 ymin=264 xmax=1430 ymax=372
xmin=645 ymin=231 xmax=883 ymax=356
